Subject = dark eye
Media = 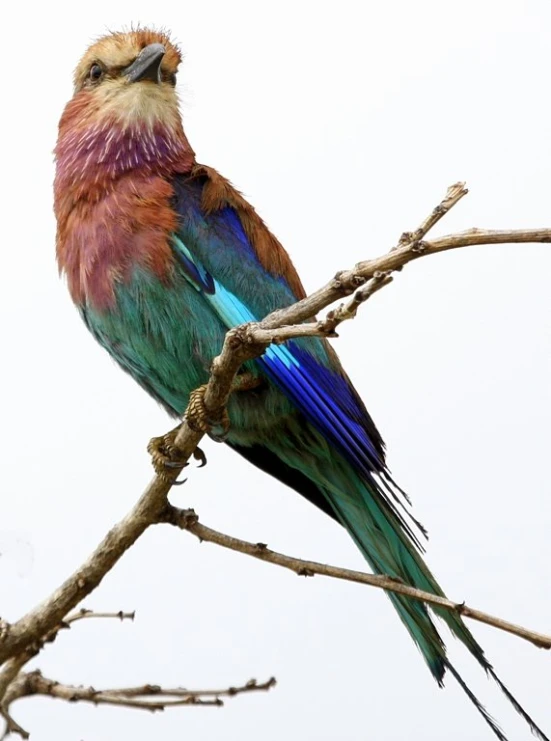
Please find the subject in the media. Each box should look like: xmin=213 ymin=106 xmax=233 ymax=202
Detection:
xmin=168 ymin=72 xmax=177 ymax=86
xmin=89 ymin=64 xmax=103 ymax=82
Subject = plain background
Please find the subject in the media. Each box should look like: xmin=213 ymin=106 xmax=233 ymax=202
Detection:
xmin=1 ymin=1 xmax=550 ymax=739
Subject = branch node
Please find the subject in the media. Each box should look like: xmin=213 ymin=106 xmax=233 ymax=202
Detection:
xmin=226 ymin=326 xmax=247 ymax=349
xmin=410 ymin=240 xmax=428 ymax=253
xmin=332 ymin=270 xmax=346 ymax=288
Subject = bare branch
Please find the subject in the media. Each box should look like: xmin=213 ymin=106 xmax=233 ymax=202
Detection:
xmin=5 ymin=670 xmax=276 ymax=713
xmin=64 ymin=609 xmax=136 ymax=626
xmin=0 ymin=656 xmax=31 ymax=740
xmin=0 ymin=487 xmax=174 ymax=665
xmin=0 ymin=609 xmax=134 ymax=706
xmin=161 ymin=506 xmax=551 ymax=651
xmin=1 ymin=671 xmax=275 ymax=738
xmin=395 ymin=181 xmax=469 ymax=245
xmin=1 ymin=182 xmax=549 ymax=669
xmin=260 ymin=225 xmax=551 ymax=331
xmin=0 ymin=609 xmax=137 ymax=737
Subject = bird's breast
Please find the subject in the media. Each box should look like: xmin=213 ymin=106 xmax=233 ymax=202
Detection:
xmin=55 ymin=173 xmax=177 ymax=311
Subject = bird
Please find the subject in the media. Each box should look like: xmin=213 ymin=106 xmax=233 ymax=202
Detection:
xmin=54 ymin=28 xmax=546 ymax=740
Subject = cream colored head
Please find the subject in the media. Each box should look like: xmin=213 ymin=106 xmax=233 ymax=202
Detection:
xmin=56 ymin=28 xmax=194 ymax=189
xmin=71 ymin=28 xmax=183 ymax=130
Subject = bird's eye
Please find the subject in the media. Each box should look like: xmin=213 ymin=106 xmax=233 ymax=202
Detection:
xmin=89 ymin=64 xmax=103 ymax=82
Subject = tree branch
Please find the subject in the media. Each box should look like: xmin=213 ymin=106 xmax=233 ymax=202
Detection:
xmin=160 ymin=506 xmax=551 ymax=651
xmin=0 ymin=608 xmax=135 ymax=694
xmin=0 ymin=609 xmax=137 ymax=738
xmin=1 ymin=672 xmax=275 ymax=739
xmin=1 ymin=181 xmax=550 ymax=672
xmin=64 ymin=608 xmax=136 ymax=627
xmin=5 ymin=671 xmax=275 ymax=712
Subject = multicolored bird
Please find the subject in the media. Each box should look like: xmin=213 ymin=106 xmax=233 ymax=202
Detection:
xmin=54 ymin=28 xmax=546 ymax=740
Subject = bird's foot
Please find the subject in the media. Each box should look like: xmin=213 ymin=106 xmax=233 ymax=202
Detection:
xmin=186 ymin=384 xmax=230 ymax=442
xmin=147 ymin=426 xmax=207 ymax=482
xmin=184 ymin=374 xmax=260 ymax=443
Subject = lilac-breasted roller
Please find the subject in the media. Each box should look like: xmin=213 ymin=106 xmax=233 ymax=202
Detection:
xmin=54 ymin=28 xmax=547 ymax=740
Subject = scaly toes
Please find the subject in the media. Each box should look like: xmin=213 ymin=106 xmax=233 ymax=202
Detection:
xmin=147 ymin=427 xmax=208 ymax=482
xmin=186 ymin=384 xmax=230 ymax=442
xmin=186 ymin=385 xmax=211 ymax=433
xmin=147 ymin=427 xmax=188 ymax=480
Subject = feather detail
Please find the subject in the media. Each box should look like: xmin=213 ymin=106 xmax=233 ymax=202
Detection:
xmin=54 ymin=28 xmax=550 ymax=736
xmin=56 ymin=174 xmax=177 ymax=309
xmin=168 ymin=217 xmax=550 ymax=741
xmin=74 ymin=27 xmax=182 ymax=91
xmin=191 ymin=164 xmax=306 ymax=300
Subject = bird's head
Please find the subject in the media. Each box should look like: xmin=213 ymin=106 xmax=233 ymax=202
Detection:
xmin=55 ymin=28 xmax=194 ymax=189
xmin=72 ymin=28 xmax=182 ymax=129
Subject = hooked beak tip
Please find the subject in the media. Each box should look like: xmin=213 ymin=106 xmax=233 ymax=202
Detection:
xmin=123 ymin=43 xmax=166 ymax=84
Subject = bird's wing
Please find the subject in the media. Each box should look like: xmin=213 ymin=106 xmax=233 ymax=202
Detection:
xmin=171 ymin=167 xmax=421 ymax=544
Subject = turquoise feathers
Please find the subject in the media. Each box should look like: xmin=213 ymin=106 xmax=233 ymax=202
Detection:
xmin=54 ymin=29 xmax=548 ymax=741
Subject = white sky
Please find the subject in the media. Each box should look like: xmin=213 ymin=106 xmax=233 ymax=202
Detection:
xmin=1 ymin=1 xmax=550 ymax=739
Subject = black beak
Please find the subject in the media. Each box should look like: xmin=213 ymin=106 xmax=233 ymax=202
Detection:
xmin=123 ymin=43 xmax=166 ymax=84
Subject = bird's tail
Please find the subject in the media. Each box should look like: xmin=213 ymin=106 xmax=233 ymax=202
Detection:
xmin=259 ymin=435 xmax=548 ymax=741
xmin=326 ymin=463 xmax=547 ymax=741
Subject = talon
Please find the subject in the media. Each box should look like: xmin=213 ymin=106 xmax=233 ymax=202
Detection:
xmin=163 ymin=459 xmax=188 ymax=469
xmin=193 ymin=447 xmax=207 ymax=467
xmin=147 ymin=426 xmax=188 ymax=480
xmin=208 ymin=423 xmax=229 ymax=443
xmin=185 ymin=384 xmax=230 ymax=442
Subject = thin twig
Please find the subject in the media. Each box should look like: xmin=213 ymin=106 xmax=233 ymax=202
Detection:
xmin=5 ymin=671 xmax=275 ymax=713
xmin=0 ymin=609 xmax=135 ymax=707
xmin=64 ymin=609 xmax=136 ymax=626
xmin=258 ymin=224 xmax=551 ymax=332
xmin=1 ymin=183 xmax=549 ymax=669
xmin=396 ymin=181 xmax=469 ymax=247
xmin=0 ymin=488 xmax=175 ymax=666
xmin=160 ymin=506 xmax=551 ymax=651
xmin=0 ymin=609 xmax=137 ymax=738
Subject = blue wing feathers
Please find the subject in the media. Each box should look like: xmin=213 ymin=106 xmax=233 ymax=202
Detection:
xmin=174 ymin=247 xmax=215 ymax=294
xmin=168 ymin=174 xmax=551 ymax=741
xmin=170 ymin=192 xmax=424 ymax=547
xmin=172 ymin=178 xmax=296 ymax=308
xmin=171 ymin=228 xmax=385 ymax=483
